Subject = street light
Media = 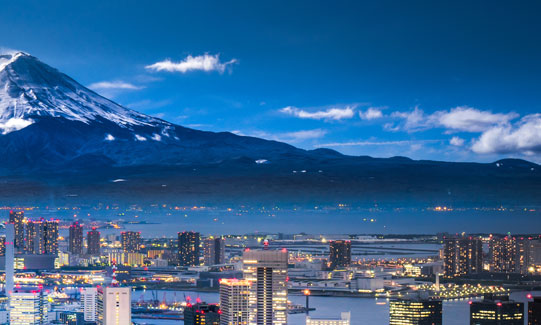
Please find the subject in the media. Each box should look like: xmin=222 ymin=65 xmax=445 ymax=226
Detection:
xmin=304 ymin=289 xmax=311 ymax=314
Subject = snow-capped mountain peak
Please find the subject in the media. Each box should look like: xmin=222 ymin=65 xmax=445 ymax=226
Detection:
xmin=0 ymin=51 xmax=169 ymax=134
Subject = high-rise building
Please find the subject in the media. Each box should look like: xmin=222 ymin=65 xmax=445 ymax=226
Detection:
xmin=81 ymin=287 xmax=98 ymax=322
xmin=515 ymin=238 xmax=541 ymax=274
xmin=9 ymin=210 xmax=25 ymax=252
xmin=59 ymin=311 xmax=84 ymax=325
xmin=0 ymin=236 xmax=5 ymax=256
xmin=25 ymin=219 xmax=59 ymax=255
xmin=470 ymin=294 xmax=523 ymax=325
xmin=204 ymin=237 xmax=225 ymax=266
xmin=184 ymin=302 xmax=221 ymax=325
xmin=5 ymin=224 xmax=14 ymax=294
xmin=69 ymin=221 xmax=83 ymax=255
xmin=443 ymin=237 xmax=483 ymax=277
xmin=87 ymin=228 xmax=101 ymax=256
xmin=43 ymin=220 xmax=59 ymax=255
xmin=389 ymin=298 xmax=442 ymax=325
xmin=97 ymin=286 xmax=131 ymax=325
xmin=528 ymin=297 xmax=541 ymax=325
xmin=490 ymin=237 xmax=516 ymax=273
xmin=243 ymin=248 xmax=288 ymax=325
xmin=8 ymin=289 xmax=47 ymax=325
xmin=121 ymin=231 xmax=141 ymax=253
xmin=306 ymin=312 xmax=351 ymax=325
xmin=219 ymin=278 xmax=251 ymax=325
xmin=178 ymin=231 xmax=200 ymax=266
xmin=329 ymin=240 xmax=351 ymax=270
xmin=25 ymin=220 xmax=41 ymax=254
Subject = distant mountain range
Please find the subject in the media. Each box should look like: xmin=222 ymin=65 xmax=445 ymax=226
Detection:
xmin=0 ymin=52 xmax=539 ymax=207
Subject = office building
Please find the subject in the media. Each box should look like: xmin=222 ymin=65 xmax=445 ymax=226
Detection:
xmin=5 ymin=224 xmax=14 ymax=294
xmin=59 ymin=311 xmax=84 ymax=325
xmin=204 ymin=237 xmax=225 ymax=265
xmin=121 ymin=231 xmax=141 ymax=253
xmin=389 ymin=298 xmax=442 ymax=325
xmin=25 ymin=219 xmax=59 ymax=255
xmin=490 ymin=237 xmax=516 ymax=273
xmin=68 ymin=221 xmax=83 ymax=255
xmin=243 ymin=248 xmax=288 ymax=325
xmin=219 ymin=278 xmax=251 ymax=325
xmin=81 ymin=287 xmax=98 ymax=322
xmin=529 ymin=297 xmax=541 ymax=325
xmin=87 ymin=227 xmax=101 ymax=256
xmin=306 ymin=312 xmax=351 ymax=325
xmin=8 ymin=289 xmax=47 ymax=325
xmin=0 ymin=236 xmax=5 ymax=256
xmin=9 ymin=210 xmax=25 ymax=252
xmin=329 ymin=240 xmax=351 ymax=269
xmin=107 ymin=250 xmax=145 ymax=266
xmin=443 ymin=237 xmax=483 ymax=277
xmin=184 ymin=302 xmax=221 ymax=325
xmin=470 ymin=294 xmax=523 ymax=325
xmin=97 ymin=286 xmax=131 ymax=325
xmin=178 ymin=231 xmax=200 ymax=266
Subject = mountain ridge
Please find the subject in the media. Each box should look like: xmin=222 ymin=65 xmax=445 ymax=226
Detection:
xmin=0 ymin=51 xmax=539 ymax=208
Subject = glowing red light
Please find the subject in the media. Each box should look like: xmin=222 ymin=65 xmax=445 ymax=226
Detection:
xmin=496 ymin=302 xmax=502 ymax=307
xmin=468 ymin=301 xmax=473 ymax=305
xmin=527 ymin=294 xmax=533 ymax=299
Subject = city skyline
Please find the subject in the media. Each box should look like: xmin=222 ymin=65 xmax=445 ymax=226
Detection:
xmin=0 ymin=1 xmax=540 ymax=323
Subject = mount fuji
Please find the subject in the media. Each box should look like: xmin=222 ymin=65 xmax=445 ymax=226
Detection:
xmin=0 ymin=51 xmax=314 ymax=170
xmin=0 ymin=51 xmax=539 ymax=208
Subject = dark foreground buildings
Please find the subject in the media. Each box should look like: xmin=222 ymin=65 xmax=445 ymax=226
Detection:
xmin=183 ymin=302 xmax=220 ymax=325
xmin=389 ymin=297 xmax=442 ymax=325
xmin=529 ymin=297 xmax=541 ymax=325
xmin=470 ymin=294 xmax=524 ymax=325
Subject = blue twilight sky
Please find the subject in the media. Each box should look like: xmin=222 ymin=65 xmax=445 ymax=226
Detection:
xmin=1 ymin=0 xmax=540 ymax=162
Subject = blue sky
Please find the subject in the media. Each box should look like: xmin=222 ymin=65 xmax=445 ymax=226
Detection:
xmin=1 ymin=0 xmax=540 ymax=162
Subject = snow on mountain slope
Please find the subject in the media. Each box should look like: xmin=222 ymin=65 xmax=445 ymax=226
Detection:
xmin=0 ymin=51 xmax=310 ymax=169
xmin=0 ymin=51 xmax=169 ymax=135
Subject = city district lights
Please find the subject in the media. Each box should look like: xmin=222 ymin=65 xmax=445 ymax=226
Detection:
xmin=3 ymin=209 xmax=541 ymax=324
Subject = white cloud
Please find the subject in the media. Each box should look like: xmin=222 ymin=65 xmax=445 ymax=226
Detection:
xmin=390 ymin=106 xmax=518 ymax=133
xmin=88 ymin=81 xmax=143 ymax=91
xmin=471 ymin=114 xmax=541 ymax=155
xmin=436 ymin=106 xmax=518 ymax=132
xmin=151 ymin=133 xmax=162 ymax=141
xmin=134 ymin=134 xmax=147 ymax=141
xmin=104 ymin=134 xmax=115 ymax=141
xmin=359 ymin=107 xmax=383 ymax=120
xmin=449 ymin=136 xmax=465 ymax=146
xmin=233 ymin=129 xmax=327 ymax=143
xmin=280 ymin=106 xmax=355 ymax=121
xmin=146 ymin=54 xmax=237 ymax=74
xmin=316 ymin=139 xmax=439 ymax=147
xmin=0 ymin=118 xmax=33 ymax=134
xmin=127 ymin=99 xmax=172 ymax=110
xmin=390 ymin=107 xmax=428 ymax=131
xmin=281 ymin=129 xmax=327 ymax=142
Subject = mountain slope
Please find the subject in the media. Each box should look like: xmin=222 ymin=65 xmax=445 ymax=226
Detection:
xmin=0 ymin=51 xmax=539 ymax=208
xmin=0 ymin=51 xmax=311 ymax=170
